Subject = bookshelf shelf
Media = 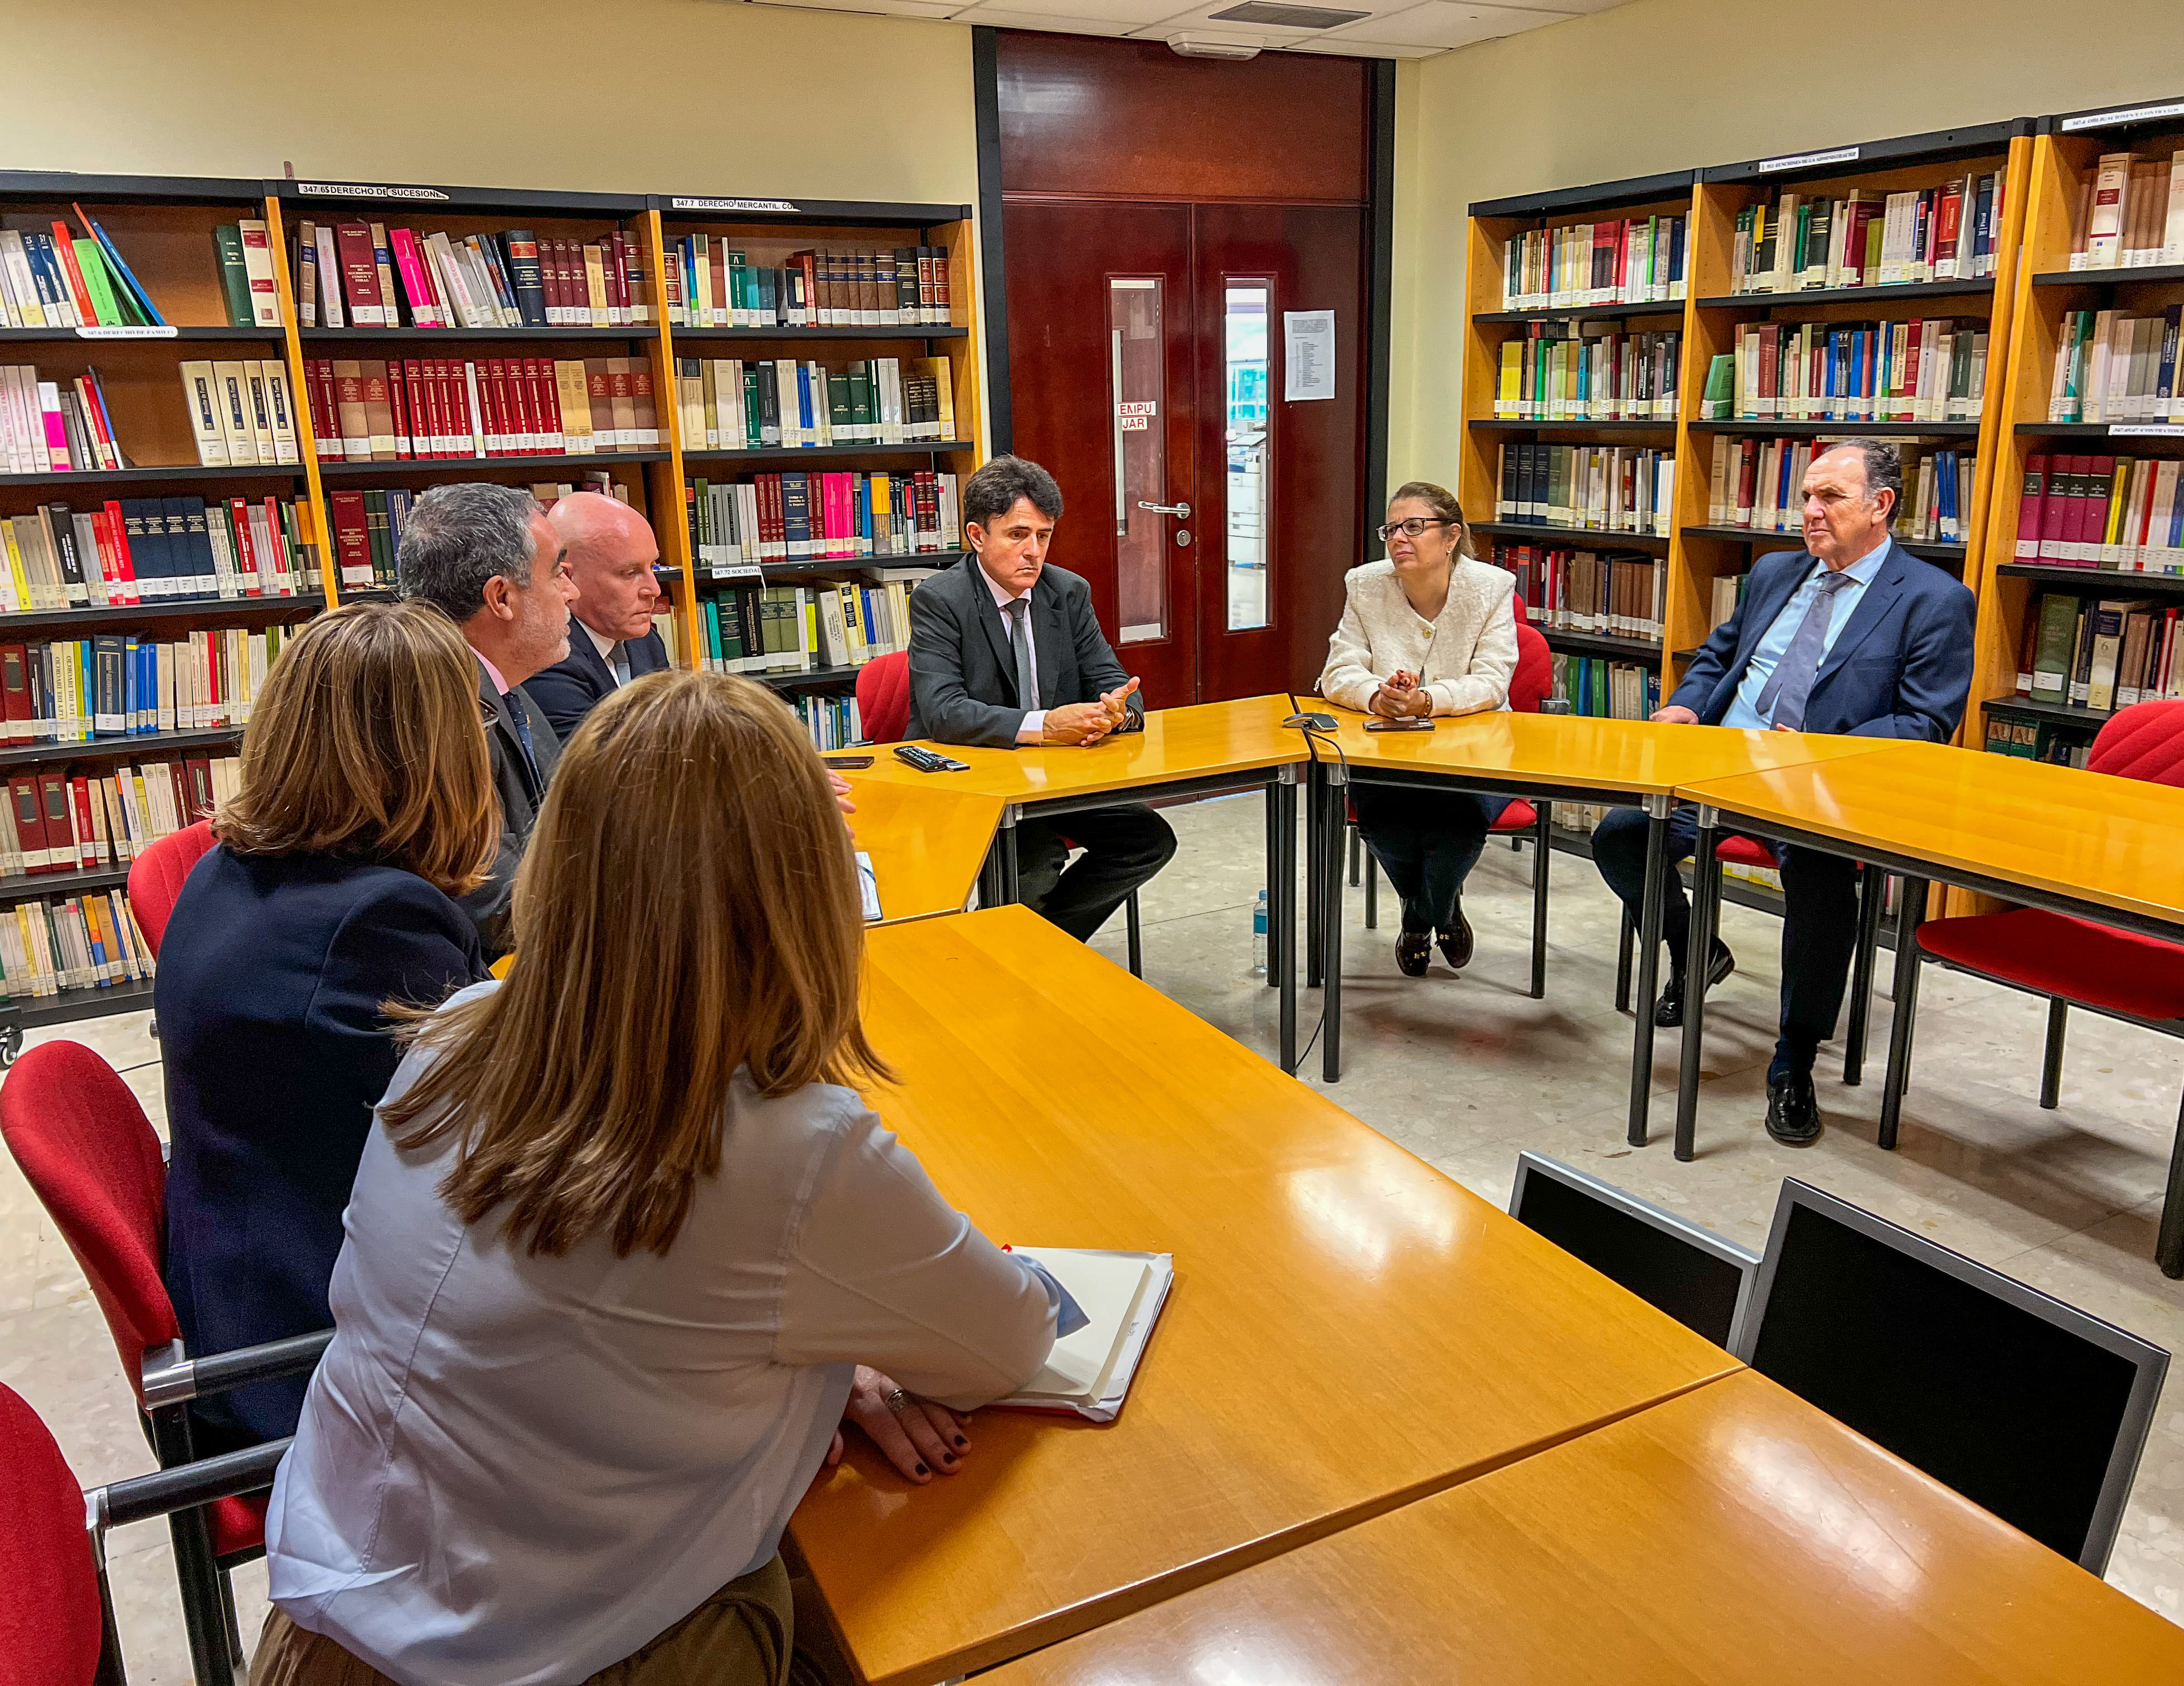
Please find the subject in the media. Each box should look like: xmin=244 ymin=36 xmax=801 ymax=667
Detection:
xmin=1469 ymin=419 xmax=1675 ymax=433
xmin=1472 ymin=302 xmax=1683 ymax=325
xmin=679 ymin=551 xmax=965 ymax=586
xmin=0 ymin=863 xmax=132 ymax=902
xmin=1688 ymin=420 xmax=1981 ymax=438
xmin=683 ymin=442 xmax=974 ymax=462
xmin=673 ymin=326 xmax=970 ymax=342
xmin=0 ymin=326 xmax=288 ymax=343
xmin=2013 ymin=423 xmax=2184 ymax=437
xmin=297 ymin=327 xmax=659 ymax=343
xmin=1470 ymin=521 xmax=1667 ymax=549
xmin=0 ymin=726 xmax=241 ymax=768
xmin=2032 ymin=263 xmax=2184 ymax=287
xmin=0 ymin=594 xmax=327 ymax=634
xmin=1693 ymin=278 xmax=1998 ymax=308
xmin=760 ymin=664 xmax=864 ymax=691
xmin=0 ymin=464 xmax=303 ymax=487
xmin=317 ymin=452 xmax=670 ymax=479
xmin=7 ymin=975 xmax=157 ymax=1029
xmin=1997 ymin=563 xmax=2184 ymax=589
xmin=1542 ymin=628 xmax=1662 ymax=662
xmin=1981 ymin=694 xmax=2114 ymax=728
xmin=1681 ymin=525 xmax=1968 ymax=564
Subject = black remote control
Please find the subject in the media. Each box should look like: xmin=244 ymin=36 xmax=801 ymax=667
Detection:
xmin=894 ymin=744 xmax=970 ymax=773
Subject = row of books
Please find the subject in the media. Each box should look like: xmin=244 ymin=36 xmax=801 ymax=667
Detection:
xmin=787 ymin=691 xmax=866 ymax=753
xmin=1 ymin=364 xmax=127 ymax=474
xmin=1726 ymin=174 xmax=2009 ymax=293
xmin=1492 ymin=443 xmax=1674 ymax=536
xmin=293 ymin=357 xmax=661 ymax=464
xmin=0 ymin=889 xmax=154 ymax=999
xmin=1700 ymin=318 xmax=1988 ymax=423
xmin=1493 ymin=545 xmax=1664 ymax=641
xmin=322 ymin=479 xmax=624 ymax=592
xmin=1703 ymin=437 xmax=1976 ymax=544
xmin=1706 ymin=569 xmax=1750 ymax=635
xmin=2065 ymin=150 xmax=2184 ymax=270
xmin=293 ymin=221 xmax=651 ymax=331
xmin=2044 ymin=308 xmax=2180 ymax=424
xmin=1983 ymin=718 xmax=2092 ymax=769
xmin=0 ymin=206 xmax=173 ymax=329
xmin=7 ymin=755 xmax=232 ymax=874
xmin=211 ymin=222 xmax=284 ymax=328
xmin=687 ymin=471 xmax=962 ymax=572
xmin=664 ymin=239 xmax=951 ymax=329
xmin=1490 ymin=324 xmax=1681 ymax=421
xmin=5 ymin=496 xmax=310 ymax=611
xmin=672 ymin=355 xmax=958 ymax=450
xmin=692 ymin=575 xmax=918 ymax=676
xmin=2013 ymin=455 xmax=2184 ymax=573
xmin=2016 ymin=592 xmax=2184 ymax=711
xmin=177 ymin=359 xmax=304 ymax=469
xmin=1496 ymin=215 xmax=1688 ymax=311
xmin=3 ymin=627 xmax=290 ymax=743
xmin=1551 ymin=655 xmax=1657 ymax=720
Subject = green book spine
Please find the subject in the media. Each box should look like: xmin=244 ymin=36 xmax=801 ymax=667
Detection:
xmin=71 ymin=240 xmax=126 ymax=326
xmin=212 ymin=225 xmax=254 ymax=327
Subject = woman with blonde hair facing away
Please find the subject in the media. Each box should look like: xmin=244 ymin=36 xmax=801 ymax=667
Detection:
xmin=256 ymin=670 xmax=1072 ymax=1686
xmin=159 ymin=600 xmax=498 ymax=1449
xmin=1319 ymin=481 xmax=1518 ymax=977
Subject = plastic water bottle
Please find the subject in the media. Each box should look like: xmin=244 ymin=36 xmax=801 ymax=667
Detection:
xmin=1252 ymin=890 xmax=1268 ymax=976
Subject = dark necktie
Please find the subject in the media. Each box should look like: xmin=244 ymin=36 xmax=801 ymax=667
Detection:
xmin=1004 ymin=597 xmax=1037 ymax=711
xmin=504 ymin=690 xmax=541 ymax=792
xmin=609 ymin=642 xmax=632 ymax=686
xmin=1752 ymin=569 xmax=1857 ymax=732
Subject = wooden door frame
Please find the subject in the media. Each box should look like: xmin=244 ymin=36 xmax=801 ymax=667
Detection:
xmin=972 ymin=25 xmax=1394 ymax=514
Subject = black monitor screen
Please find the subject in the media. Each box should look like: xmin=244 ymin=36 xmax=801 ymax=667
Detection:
xmin=1750 ymin=1201 xmax=2142 ymax=1561
xmin=1517 ymin=1171 xmax=1746 ymax=1346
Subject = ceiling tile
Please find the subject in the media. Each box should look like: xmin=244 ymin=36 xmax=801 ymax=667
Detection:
xmin=959 ymin=0 xmax=1182 ymax=21
xmin=946 ymin=5 xmax=1142 ymax=28
xmin=746 ymin=0 xmax=965 ymax=14
xmin=1326 ymin=0 xmax=1562 ymax=46
xmin=1279 ymin=35 xmax=1444 ymax=54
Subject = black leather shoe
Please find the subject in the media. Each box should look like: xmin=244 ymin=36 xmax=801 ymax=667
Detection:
xmin=1653 ymin=941 xmax=1735 ymax=1028
xmin=1765 ymin=1072 xmax=1823 ymax=1146
xmin=1396 ymin=931 xmax=1431 ymax=977
xmin=1436 ymin=911 xmax=1474 ymax=971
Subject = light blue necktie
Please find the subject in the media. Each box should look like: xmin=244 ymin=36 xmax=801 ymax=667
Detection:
xmin=1752 ymin=570 xmax=1856 ymax=731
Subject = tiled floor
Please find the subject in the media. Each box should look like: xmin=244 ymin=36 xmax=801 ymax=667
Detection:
xmin=8 ymin=793 xmax=2181 ymax=1679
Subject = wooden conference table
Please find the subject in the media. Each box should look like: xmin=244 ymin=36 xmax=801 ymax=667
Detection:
xmin=857 ymin=695 xmax=1313 ymax=1068
xmin=1670 ymin=740 xmax=2184 ymax=1273
xmin=835 ymin=774 xmax=1004 ymax=926
xmin=1303 ymin=706 xmax=1894 ymax=1136
xmin=793 ymin=905 xmax=1738 ymax=1686
xmin=975 ymin=1369 xmax=2184 ymax=1685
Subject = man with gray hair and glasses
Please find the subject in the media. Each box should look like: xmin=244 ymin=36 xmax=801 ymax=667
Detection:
xmin=396 ymin=482 xmax=576 ymax=958
xmin=1589 ymin=438 xmax=1974 ymax=1147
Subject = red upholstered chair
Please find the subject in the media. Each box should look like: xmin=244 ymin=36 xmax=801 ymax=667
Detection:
xmin=125 ymin=820 xmax=216 ymax=958
xmin=853 ymin=650 xmax=1144 ymax=975
xmin=1900 ymin=699 xmax=2184 ymax=1278
xmin=0 ymin=1043 xmax=330 ymax=1685
xmin=0 ymin=1380 xmax=290 ymax=1686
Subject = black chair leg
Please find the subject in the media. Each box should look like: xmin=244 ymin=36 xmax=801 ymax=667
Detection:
xmin=1363 ymin=849 xmax=1378 ymax=930
xmin=2160 ymin=1087 xmax=2184 ymax=1279
xmin=1125 ymin=890 xmax=1143 ymax=979
xmin=2039 ymin=997 xmax=2066 ymax=1109
xmin=1615 ymin=905 xmax=1634 ymax=1014
xmin=1878 ymin=877 xmax=1929 ymax=1151
xmin=1843 ymin=865 xmax=1884 ymax=1087
xmin=1528 ymin=810 xmax=1551 ymax=1000
xmin=1348 ymin=823 xmax=1361 ymax=888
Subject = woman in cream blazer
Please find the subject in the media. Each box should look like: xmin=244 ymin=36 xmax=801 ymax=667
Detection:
xmin=1319 ymin=481 xmax=1518 ymax=977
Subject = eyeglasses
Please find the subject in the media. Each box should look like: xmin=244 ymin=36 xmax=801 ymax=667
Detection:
xmin=1375 ymin=517 xmax=1453 ymax=542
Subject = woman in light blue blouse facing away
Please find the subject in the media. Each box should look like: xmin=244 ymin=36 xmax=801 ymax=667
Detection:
xmin=256 ymin=670 xmax=1077 ymax=1686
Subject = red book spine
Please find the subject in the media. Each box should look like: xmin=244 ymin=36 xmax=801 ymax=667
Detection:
xmin=384 ymin=360 xmax=411 ymax=460
xmin=511 ymin=358 xmax=540 ymax=456
xmin=400 ymin=361 xmax=429 ymax=459
xmin=68 ymin=777 xmax=95 ymax=869
xmin=528 ymin=358 xmax=559 ymax=453
xmin=225 ymin=498 xmax=259 ymax=595
xmin=313 ymin=360 xmax=343 ymax=462
xmin=484 ymin=359 xmax=512 ymax=458
xmin=12 ymin=773 xmax=50 ymax=871
xmin=2014 ymin=455 xmax=2047 ymax=561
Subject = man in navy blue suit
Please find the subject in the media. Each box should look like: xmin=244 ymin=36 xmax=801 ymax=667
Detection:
xmin=525 ymin=491 xmax=672 ymax=742
xmin=1591 ymin=439 xmax=1974 ymax=1146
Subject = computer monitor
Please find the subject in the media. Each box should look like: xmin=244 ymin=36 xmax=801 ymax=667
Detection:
xmin=1735 ymin=1179 xmax=2169 ymax=1573
xmin=1508 ymin=1153 xmax=1758 ymax=1348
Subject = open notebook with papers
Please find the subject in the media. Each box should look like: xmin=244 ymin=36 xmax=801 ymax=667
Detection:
xmin=996 ymin=1247 xmax=1173 ymax=1423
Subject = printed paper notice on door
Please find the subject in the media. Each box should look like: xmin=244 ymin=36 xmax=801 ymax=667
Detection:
xmin=1283 ymin=309 xmax=1335 ymax=402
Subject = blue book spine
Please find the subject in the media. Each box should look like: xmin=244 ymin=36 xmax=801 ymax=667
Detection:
xmin=87 ymin=216 xmax=167 ymax=327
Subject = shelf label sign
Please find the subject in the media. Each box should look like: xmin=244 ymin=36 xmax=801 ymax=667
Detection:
xmin=294 ymin=183 xmax=452 ymax=201
xmin=672 ymin=197 xmax=798 ymax=213
xmin=2112 ymin=424 xmax=2184 ymax=437
xmin=75 ymin=325 xmax=176 ymax=340
xmin=709 ymin=564 xmax=765 ymax=582
xmin=2064 ymin=103 xmax=2184 ymax=132
xmin=1756 ymin=146 xmax=1860 ymax=174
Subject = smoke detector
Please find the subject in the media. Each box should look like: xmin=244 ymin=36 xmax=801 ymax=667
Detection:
xmin=1167 ymin=36 xmax=1263 ymax=58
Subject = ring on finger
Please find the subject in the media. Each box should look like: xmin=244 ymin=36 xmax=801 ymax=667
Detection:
xmin=884 ymin=1388 xmax=912 ymax=1415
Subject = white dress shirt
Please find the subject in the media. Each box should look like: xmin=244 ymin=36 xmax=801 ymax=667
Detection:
xmin=265 ymin=981 xmax=1059 ymax=1686
xmin=984 ymin=570 xmax=1046 ymax=744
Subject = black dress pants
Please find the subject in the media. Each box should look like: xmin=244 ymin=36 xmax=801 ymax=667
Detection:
xmin=1015 ymin=805 xmax=1178 ymax=941
xmin=1591 ymin=803 xmax=1861 ymax=1080
xmin=1350 ymin=786 xmax=1507 ymax=934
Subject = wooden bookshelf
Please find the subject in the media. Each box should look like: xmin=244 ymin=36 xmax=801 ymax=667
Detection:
xmin=1970 ymin=97 xmax=2184 ymax=786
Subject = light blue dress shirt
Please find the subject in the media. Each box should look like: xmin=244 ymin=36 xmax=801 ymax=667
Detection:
xmin=1721 ymin=539 xmax=1892 ymax=730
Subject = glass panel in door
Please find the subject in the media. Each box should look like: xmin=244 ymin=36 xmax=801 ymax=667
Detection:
xmin=1223 ymin=280 xmax=1273 ymax=631
xmin=1109 ymin=277 xmax=1167 ymax=645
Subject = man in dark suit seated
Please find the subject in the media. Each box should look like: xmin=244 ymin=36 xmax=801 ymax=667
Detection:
xmin=524 ymin=491 xmax=673 ymax=742
xmin=395 ymin=482 xmax=577 ymax=959
xmin=1590 ymin=439 xmax=1975 ymax=1146
xmin=907 ymin=454 xmax=1176 ymax=942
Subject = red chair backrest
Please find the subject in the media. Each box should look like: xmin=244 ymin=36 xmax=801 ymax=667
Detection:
xmin=0 ymin=1384 xmax=101 ymax=1686
xmin=2089 ymin=699 xmax=2184 ymax=787
xmin=0 ymin=1043 xmax=176 ymax=1393
xmin=1510 ymin=615 xmax=1552 ymax=715
xmin=126 ymin=818 xmax=216 ymax=957
xmin=857 ymin=649 xmax=912 ymax=745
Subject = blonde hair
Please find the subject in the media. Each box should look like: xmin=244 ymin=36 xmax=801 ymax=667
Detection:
xmin=1390 ymin=479 xmax=1478 ymax=560
xmin=382 ymin=670 xmax=892 ymax=1258
xmin=216 ymin=599 xmax=496 ymax=897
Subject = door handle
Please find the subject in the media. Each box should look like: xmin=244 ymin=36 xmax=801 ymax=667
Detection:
xmin=1137 ymin=500 xmax=1191 ymax=518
